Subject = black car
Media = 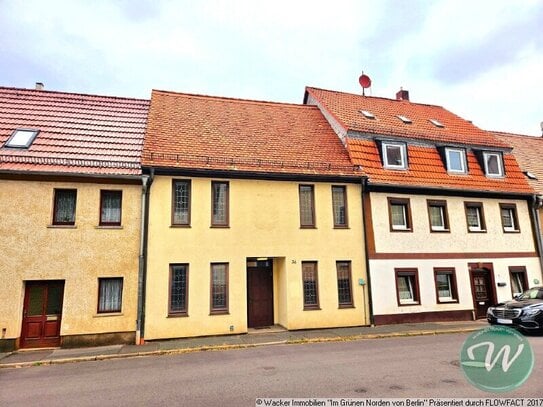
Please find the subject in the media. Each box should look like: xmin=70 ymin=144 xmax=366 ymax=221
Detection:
xmin=487 ymin=287 xmax=543 ymax=334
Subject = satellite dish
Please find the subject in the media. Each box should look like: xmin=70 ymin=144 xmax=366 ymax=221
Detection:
xmin=359 ymin=73 xmax=372 ymax=96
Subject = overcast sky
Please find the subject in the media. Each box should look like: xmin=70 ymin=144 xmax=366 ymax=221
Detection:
xmin=1 ymin=0 xmax=542 ymax=136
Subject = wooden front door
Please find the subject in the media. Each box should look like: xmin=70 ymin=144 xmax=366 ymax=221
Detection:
xmin=469 ymin=266 xmax=495 ymax=319
xmin=21 ymin=281 xmax=64 ymax=348
xmin=247 ymin=264 xmax=274 ymax=328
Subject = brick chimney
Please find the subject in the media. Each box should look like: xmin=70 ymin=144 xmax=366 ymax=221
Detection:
xmin=396 ymin=88 xmax=409 ymax=101
xmin=35 ymin=82 xmax=44 ymax=90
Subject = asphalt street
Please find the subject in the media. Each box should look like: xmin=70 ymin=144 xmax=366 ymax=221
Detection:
xmin=1 ymin=333 xmax=542 ymax=406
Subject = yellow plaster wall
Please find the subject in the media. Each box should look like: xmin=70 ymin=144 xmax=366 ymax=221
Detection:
xmin=144 ymin=176 xmax=368 ymax=340
xmin=0 ymin=179 xmax=141 ymax=341
xmin=371 ymin=193 xmax=536 ymax=254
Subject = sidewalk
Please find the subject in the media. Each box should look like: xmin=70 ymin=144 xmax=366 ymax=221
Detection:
xmin=0 ymin=320 xmax=488 ymax=369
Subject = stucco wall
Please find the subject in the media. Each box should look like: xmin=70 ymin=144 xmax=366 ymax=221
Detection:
xmin=370 ymin=257 xmax=542 ymax=316
xmin=370 ymin=192 xmax=536 ymax=254
xmin=144 ymin=176 xmax=368 ymax=340
xmin=0 ymin=179 xmax=141 ymax=343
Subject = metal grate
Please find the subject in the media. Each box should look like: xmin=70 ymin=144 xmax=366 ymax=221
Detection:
xmin=491 ymin=308 xmax=521 ymax=319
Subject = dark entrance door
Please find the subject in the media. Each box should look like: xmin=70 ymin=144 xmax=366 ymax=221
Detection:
xmin=21 ymin=281 xmax=64 ymax=348
xmin=247 ymin=262 xmax=274 ymax=328
xmin=469 ymin=265 xmax=496 ymax=319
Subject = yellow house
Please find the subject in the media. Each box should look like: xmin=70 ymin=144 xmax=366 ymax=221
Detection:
xmin=306 ymin=86 xmax=542 ymax=324
xmin=0 ymin=86 xmax=149 ymax=351
xmin=141 ymin=90 xmax=369 ymax=340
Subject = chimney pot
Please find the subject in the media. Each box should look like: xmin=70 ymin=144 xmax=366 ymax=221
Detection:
xmin=396 ymin=88 xmax=409 ymax=101
xmin=35 ymin=82 xmax=44 ymax=90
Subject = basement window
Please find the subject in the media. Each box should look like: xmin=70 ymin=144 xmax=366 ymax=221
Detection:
xmin=396 ymin=115 xmax=412 ymax=124
xmin=4 ymin=129 xmax=39 ymax=148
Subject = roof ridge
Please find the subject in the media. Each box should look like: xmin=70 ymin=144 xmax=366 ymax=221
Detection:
xmin=0 ymin=86 xmax=150 ymax=104
xmin=491 ymin=130 xmax=537 ymax=138
xmin=305 ymin=85 xmax=446 ymax=109
xmin=151 ymin=89 xmax=315 ymax=109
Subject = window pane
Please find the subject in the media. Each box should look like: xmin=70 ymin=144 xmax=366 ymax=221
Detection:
xmin=302 ymin=262 xmax=318 ymax=307
xmin=28 ymin=286 xmax=44 ymax=316
xmin=170 ymin=265 xmax=188 ymax=313
xmin=54 ymin=189 xmax=76 ymax=225
xmin=212 ymin=182 xmax=228 ymax=225
xmin=467 ymin=207 xmax=481 ymax=228
xmin=511 ymin=273 xmax=523 ymax=295
xmin=487 ymin=154 xmax=499 ymax=174
xmin=429 ymin=206 xmax=444 ymax=228
xmin=447 ymin=150 xmax=464 ymax=172
xmin=299 ymin=185 xmax=315 ymax=226
xmin=391 ymin=204 xmax=406 ymax=228
xmin=337 ymin=262 xmax=352 ymax=305
xmin=98 ymin=278 xmax=123 ymax=313
xmin=386 ymin=145 xmax=403 ymax=166
xmin=173 ymin=181 xmax=190 ymax=225
xmin=46 ymin=285 xmax=63 ymax=314
xmin=211 ymin=264 xmax=228 ymax=311
xmin=436 ymin=273 xmax=452 ymax=299
xmin=101 ymin=191 xmax=121 ymax=225
xmin=332 ymin=186 xmax=347 ymax=226
xmin=501 ymin=208 xmax=513 ymax=228
xmin=397 ymin=276 xmax=413 ymax=301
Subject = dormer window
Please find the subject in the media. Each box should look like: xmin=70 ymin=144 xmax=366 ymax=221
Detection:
xmin=483 ymin=152 xmax=504 ymax=177
xmin=396 ymin=115 xmax=412 ymax=124
xmin=4 ymin=129 xmax=39 ymax=148
xmin=445 ymin=148 xmax=467 ymax=173
xmin=359 ymin=110 xmax=375 ymax=119
xmin=382 ymin=142 xmax=407 ymax=170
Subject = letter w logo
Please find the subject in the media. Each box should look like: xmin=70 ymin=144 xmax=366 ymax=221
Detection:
xmin=467 ymin=341 xmax=524 ymax=372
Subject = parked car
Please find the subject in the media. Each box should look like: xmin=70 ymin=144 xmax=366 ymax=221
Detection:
xmin=487 ymin=287 xmax=543 ymax=334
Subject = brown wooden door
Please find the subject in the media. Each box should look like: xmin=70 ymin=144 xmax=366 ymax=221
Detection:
xmin=21 ymin=281 xmax=64 ymax=348
xmin=471 ymin=271 xmax=494 ymax=319
xmin=247 ymin=266 xmax=274 ymax=328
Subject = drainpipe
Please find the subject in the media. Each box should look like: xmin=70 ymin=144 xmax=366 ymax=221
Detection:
xmin=530 ymin=194 xmax=543 ymax=280
xmin=360 ymin=177 xmax=375 ymax=326
xmin=136 ymin=170 xmax=153 ymax=345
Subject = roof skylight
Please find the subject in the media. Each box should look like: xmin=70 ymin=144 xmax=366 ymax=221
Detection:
xmin=524 ymin=171 xmax=538 ymax=180
xmin=396 ymin=115 xmax=412 ymax=124
xmin=359 ymin=110 xmax=375 ymax=119
xmin=429 ymin=119 xmax=444 ymax=128
xmin=4 ymin=129 xmax=39 ymax=148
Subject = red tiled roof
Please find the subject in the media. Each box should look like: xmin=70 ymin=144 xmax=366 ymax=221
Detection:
xmin=493 ymin=131 xmax=543 ymax=194
xmin=346 ymin=138 xmax=533 ymax=194
xmin=142 ymin=90 xmax=360 ymax=177
xmin=306 ymin=87 xmax=509 ymax=148
xmin=0 ymin=87 xmax=149 ymax=176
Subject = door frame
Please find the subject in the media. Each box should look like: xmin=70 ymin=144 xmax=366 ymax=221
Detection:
xmin=468 ymin=263 xmax=497 ymax=319
xmin=20 ymin=280 xmax=65 ymax=348
xmin=246 ymin=258 xmax=274 ymax=328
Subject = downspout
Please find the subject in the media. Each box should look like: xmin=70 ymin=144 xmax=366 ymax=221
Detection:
xmin=136 ymin=169 xmax=153 ymax=345
xmin=361 ymin=176 xmax=375 ymax=326
xmin=530 ymin=194 xmax=543 ymax=278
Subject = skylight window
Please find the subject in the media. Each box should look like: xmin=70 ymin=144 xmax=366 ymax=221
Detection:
xmin=396 ymin=115 xmax=412 ymax=124
xmin=523 ymin=171 xmax=538 ymax=180
xmin=359 ymin=110 xmax=375 ymax=119
xmin=5 ymin=129 xmax=39 ymax=148
xmin=429 ymin=119 xmax=444 ymax=128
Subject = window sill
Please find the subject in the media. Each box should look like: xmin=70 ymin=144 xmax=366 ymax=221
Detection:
xmin=210 ymin=225 xmax=230 ymax=229
xmin=338 ymin=304 xmax=354 ymax=309
xmin=168 ymin=312 xmax=189 ymax=318
xmin=170 ymin=225 xmax=191 ymax=228
xmin=430 ymin=229 xmax=450 ymax=233
xmin=398 ymin=302 xmax=420 ymax=307
xmin=390 ymin=228 xmax=412 ymax=233
xmin=303 ymin=307 xmax=321 ymax=311
xmin=95 ymin=225 xmax=123 ymax=229
xmin=47 ymin=224 xmax=77 ymax=229
xmin=468 ymin=229 xmax=487 ymax=233
xmin=437 ymin=299 xmax=459 ymax=304
xmin=300 ymin=226 xmax=317 ymax=229
xmin=209 ymin=310 xmax=229 ymax=315
xmin=503 ymin=229 xmax=521 ymax=234
xmin=94 ymin=312 xmax=123 ymax=318
xmin=333 ymin=226 xmax=350 ymax=229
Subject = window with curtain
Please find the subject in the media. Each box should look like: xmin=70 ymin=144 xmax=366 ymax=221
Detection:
xmin=427 ymin=200 xmax=449 ymax=232
xmin=388 ymin=198 xmax=411 ymax=231
xmin=332 ymin=186 xmax=348 ymax=227
xmin=500 ymin=203 xmax=519 ymax=232
xmin=211 ymin=181 xmax=229 ymax=226
xmin=53 ymin=189 xmax=77 ymax=225
xmin=211 ymin=263 xmax=228 ymax=313
xmin=98 ymin=278 xmax=123 ymax=313
xmin=465 ymin=202 xmax=485 ymax=232
xmin=395 ymin=269 xmax=419 ymax=305
xmin=100 ymin=190 xmax=122 ymax=226
xmin=434 ymin=268 xmax=458 ymax=303
xmin=509 ymin=267 xmax=528 ymax=297
xmin=172 ymin=180 xmax=191 ymax=225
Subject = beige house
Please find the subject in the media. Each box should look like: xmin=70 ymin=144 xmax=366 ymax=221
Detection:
xmin=305 ymin=86 xmax=542 ymax=324
xmin=140 ymin=90 xmax=369 ymax=341
xmin=0 ymin=86 xmax=149 ymax=351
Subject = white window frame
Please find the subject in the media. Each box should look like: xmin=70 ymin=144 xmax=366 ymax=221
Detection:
xmin=436 ymin=273 xmax=454 ymax=302
xmin=4 ymin=129 xmax=39 ymax=148
xmin=483 ymin=152 xmax=504 ymax=177
xmin=383 ymin=142 xmax=407 ymax=170
xmin=466 ymin=206 xmax=484 ymax=232
xmin=500 ymin=205 xmax=519 ymax=232
xmin=445 ymin=148 xmax=467 ymax=173
xmin=429 ymin=205 xmax=446 ymax=231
